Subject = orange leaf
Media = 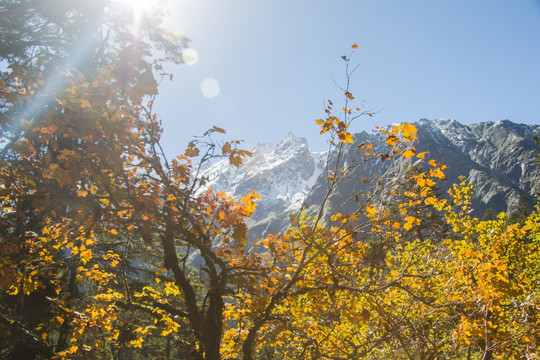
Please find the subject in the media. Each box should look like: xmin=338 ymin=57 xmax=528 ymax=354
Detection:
xmin=352 ymin=43 xmax=358 ymax=49
xmin=229 ymin=155 xmax=243 ymax=167
xmin=222 ymin=142 xmax=232 ymax=155
xmin=185 ymin=147 xmax=200 ymax=157
xmin=289 ymin=213 xmax=298 ymax=225
xmin=76 ymin=189 xmax=88 ymax=197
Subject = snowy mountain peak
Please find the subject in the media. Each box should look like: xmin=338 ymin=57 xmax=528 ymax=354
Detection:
xmin=199 ymin=119 xmax=538 ymax=239
xmin=199 ymin=133 xmax=325 ymax=234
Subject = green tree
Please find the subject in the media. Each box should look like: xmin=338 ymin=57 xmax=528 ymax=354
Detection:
xmin=508 ymin=195 xmax=533 ymax=224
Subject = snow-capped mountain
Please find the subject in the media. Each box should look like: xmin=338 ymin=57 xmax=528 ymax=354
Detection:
xmin=200 ymin=119 xmax=539 ymax=239
xmin=199 ymin=133 xmax=325 ymax=236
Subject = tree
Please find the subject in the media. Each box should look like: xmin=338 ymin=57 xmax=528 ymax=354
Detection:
xmin=508 ymin=195 xmax=533 ymax=224
xmin=0 ymin=0 xmax=190 ymax=357
xmin=213 ymin=50 xmax=540 ymax=359
xmin=1 ymin=7 xmax=539 ymax=359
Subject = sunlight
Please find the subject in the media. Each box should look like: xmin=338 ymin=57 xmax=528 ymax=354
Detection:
xmin=113 ymin=0 xmax=155 ymax=27
xmin=182 ymin=48 xmax=199 ymax=65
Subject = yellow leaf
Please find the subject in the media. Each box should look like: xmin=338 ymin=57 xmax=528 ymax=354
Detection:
xmin=366 ymin=205 xmax=377 ymax=218
xmin=315 ymin=119 xmax=324 ymax=125
xmin=130 ymin=337 xmax=144 ymax=348
xmin=386 ymin=135 xmax=399 ymax=147
xmin=339 ymin=131 xmax=354 ymax=143
xmin=403 ymin=216 xmax=420 ymax=230
xmin=80 ymin=249 xmax=92 ymax=264
xmin=331 ymin=213 xmax=342 ymax=221
xmin=401 ymin=148 xmax=416 ymax=159
xmin=402 ymin=123 xmax=417 ymax=138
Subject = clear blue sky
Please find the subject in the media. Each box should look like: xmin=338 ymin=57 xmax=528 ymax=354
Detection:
xmin=154 ymin=0 xmax=540 ymax=156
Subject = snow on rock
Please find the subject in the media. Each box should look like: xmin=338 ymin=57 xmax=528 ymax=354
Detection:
xmin=199 ymin=133 xmax=325 ymax=228
xmin=197 ymin=120 xmax=539 ymax=238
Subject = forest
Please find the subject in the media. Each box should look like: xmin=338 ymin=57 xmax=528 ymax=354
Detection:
xmin=0 ymin=1 xmax=539 ymax=359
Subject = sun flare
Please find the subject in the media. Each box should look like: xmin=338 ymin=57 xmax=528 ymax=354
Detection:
xmin=182 ymin=48 xmax=199 ymax=65
xmin=201 ymin=78 xmax=220 ymax=98
xmin=113 ymin=0 xmax=156 ymax=26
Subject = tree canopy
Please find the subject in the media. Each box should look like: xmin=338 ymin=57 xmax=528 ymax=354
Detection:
xmin=0 ymin=2 xmax=539 ymax=360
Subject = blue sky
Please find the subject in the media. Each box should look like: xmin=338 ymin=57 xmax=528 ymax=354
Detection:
xmin=155 ymin=0 xmax=540 ymax=156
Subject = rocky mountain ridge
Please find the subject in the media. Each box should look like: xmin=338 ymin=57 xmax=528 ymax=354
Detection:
xmin=200 ymin=119 xmax=539 ymax=239
xmin=199 ymin=133 xmax=325 ymax=235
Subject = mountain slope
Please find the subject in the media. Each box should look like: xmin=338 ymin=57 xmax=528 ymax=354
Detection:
xmin=415 ymin=119 xmax=539 ymax=212
xmin=199 ymin=133 xmax=325 ymax=236
xmin=201 ymin=119 xmax=539 ymax=239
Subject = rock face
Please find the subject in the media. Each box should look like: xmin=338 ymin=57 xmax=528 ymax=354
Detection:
xmin=414 ymin=119 xmax=539 ymax=213
xmin=200 ymin=120 xmax=539 ymax=239
xmin=199 ymin=133 xmax=325 ymax=237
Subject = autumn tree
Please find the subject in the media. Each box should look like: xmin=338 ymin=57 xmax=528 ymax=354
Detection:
xmin=0 ymin=0 xmax=191 ymax=357
xmin=214 ymin=48 xmax=540 ymax=360
xmin=1 ymin=4 xmax=539 ymax=358
xmin=0 ymin=1 xmax=261 ymax=358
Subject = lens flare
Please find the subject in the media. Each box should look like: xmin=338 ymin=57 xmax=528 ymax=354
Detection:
xmin=182 ymin=48 xmax=199 ymax=65
xmin=201 ymin=78 xmax=220 ymax=98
